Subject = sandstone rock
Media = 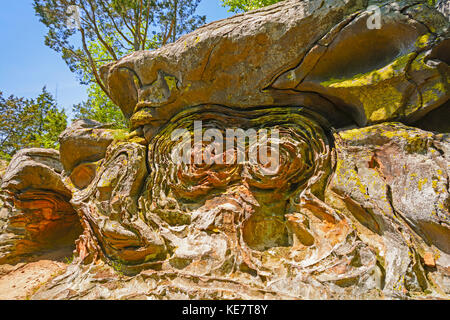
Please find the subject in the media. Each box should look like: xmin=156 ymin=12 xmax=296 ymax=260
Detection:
xmin=59 ymin=119 xmax=118 ymax=174
xmin=0 ymin=159 xmax=8 ymax=209
xmin=8 ymin=0 xmax=450 ymax=300
xmin=424 ymin=252 xmax=436 ymax=268
xmin=0 ymin=149 xmax=82 ymax=263
xmin=0 ymin=160 xmax=8 ymax=180
xmin=330 ymin=123 xmax=450 ymax=296
xmin=1 ymin=149 xmax=69 ymax=197
xmin=101 ymin=0 xmax=449 ymax=133
xmin=34 ymin=121 xmax=450 ymax=300
xmin=0 ymin=259 xmax=68 ymax=300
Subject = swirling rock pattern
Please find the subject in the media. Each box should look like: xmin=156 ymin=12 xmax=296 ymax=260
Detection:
xmin=12 ymin=0 xmax=450 ymax=299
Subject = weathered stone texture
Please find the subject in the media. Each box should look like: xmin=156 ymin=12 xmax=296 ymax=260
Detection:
xmin=0 ymin=149 xmax=82 ymax=263
xmin=331 ymin=123 xmax=450 ymax=296
xmin=59 ymin=119 xmax=117 ymax=174
xmin=1 ymin=0 xmax=449 ymax=300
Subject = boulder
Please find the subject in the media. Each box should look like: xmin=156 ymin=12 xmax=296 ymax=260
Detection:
xmin=0 ymin=149 xmax=82 ymax=263
xmin=58 ymin=119 xmax=116 ymax=174
xmin=1 ymin=148 xmax=69 ymax=197
xmin=100 ymin=0 xmax=449 ymax=133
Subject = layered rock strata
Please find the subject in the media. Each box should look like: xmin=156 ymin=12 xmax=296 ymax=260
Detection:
xmin=0 ymin=149 xmax=82 ymax=263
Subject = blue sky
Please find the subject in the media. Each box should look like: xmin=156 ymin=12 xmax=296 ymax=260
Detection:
xmin=0 ymin=1 xmax=232 ymax=118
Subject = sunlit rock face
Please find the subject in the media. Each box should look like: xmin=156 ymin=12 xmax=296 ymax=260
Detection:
xmin=0 ymin=149 xmax=82 ymax=264
xmin=31 ymin=0 xmax=449 ymax=299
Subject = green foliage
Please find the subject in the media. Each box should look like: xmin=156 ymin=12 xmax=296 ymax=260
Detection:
xmin=0 ymin=88 xmax=67 ymax=160
xmin=64 ymin=255 xmax=75 ymax=264
xmin=34 ymin=0 xmax=206 ymax=127
xmin=33 ymin=0 xmax=159 ymax=86
xmin=0 ymin=94 xmax=34 ymax=160
xmin=221 ymin=0 xmax=284 ymax=12
xmin=73 ymin=83 xmax=127 ymax=129
xmin=29 ymin=87 xmax=68 ymax=149
xmin=111 ymin=260 xmax=125 ymax=276
xmin=157 ymin=0 xmax=205 ymax=43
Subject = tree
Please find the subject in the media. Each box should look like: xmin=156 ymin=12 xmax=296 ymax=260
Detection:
xmin=34 ymin=0 xmax=160 ymax=94
xmin=34 ymin=0 xmax=205 ymax=126
xmin=0 ymin=93 xmax=35 ymax=160
xmin=0 ymin=88 xmax=67 ymax=160
xmin=157 ymin=0 xmax=205 ymax=43
xmin=31 ymin=87 xmax=68 ymax=149
xmin=221 ymin=0 xmax=284 ymax=13
xmin=72 ymin=83 xmax=127 ymax=129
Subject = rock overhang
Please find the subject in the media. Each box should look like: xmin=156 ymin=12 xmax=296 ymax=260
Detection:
xmin=101 ymin=0 xmax=449 ymax=136
xmin=0 ymin=149 xmax=82 ymax=264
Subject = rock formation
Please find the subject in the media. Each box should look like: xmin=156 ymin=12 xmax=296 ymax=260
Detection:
xmin=0 ymin=160 xmax=8 ymax=209
xmin=0 ymin=149 xmax=82 ymax=264
xmin=1 ymin=0 xmax=449 ymax=299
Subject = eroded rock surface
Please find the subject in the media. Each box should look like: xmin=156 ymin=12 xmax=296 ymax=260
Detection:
xmin=0 ymin=149 xmax=82 ymax=264
xmin=101 ymin=0 xmax=449 ymax=129
xmin=0 ymin=160 xmax=8 ymax=210
xmin=331 ymin=124 xmax=450 ymax=296
xmin=2 ymin=0 xmax=449 ymax=300
xmin=59 ymin=119 xmax=117 ymax=174
xmin=0 ymin=259 xmax=68 ymax=300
